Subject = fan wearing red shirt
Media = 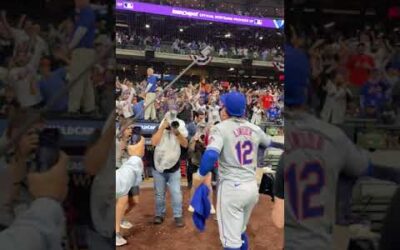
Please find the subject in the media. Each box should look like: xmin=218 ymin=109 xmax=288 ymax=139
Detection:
xmin=346 ymin=43 xmax=375 ymax=87
xmin=260 ymin=90 xmax=274 ymax=110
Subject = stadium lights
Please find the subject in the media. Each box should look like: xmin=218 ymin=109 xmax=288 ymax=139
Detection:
xmin=145 ymin=24 xmax=150 ymax=29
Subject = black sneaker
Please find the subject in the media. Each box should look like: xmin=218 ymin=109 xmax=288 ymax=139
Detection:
xmin=153 ymin=216 xmax=164 ymax=225
xmin=174 ymin=217 xmax=185 ymax=227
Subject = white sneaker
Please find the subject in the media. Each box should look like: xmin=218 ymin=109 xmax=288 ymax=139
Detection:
xmin=116 ymin=233 xmax=127 ymax=246
xmin=120 ymin=219 xmax=133 ymax=229
xmin=210 ymin=205 xmax=216 ymax=214
xmin=188 ymin=205 xmax=195 ymax=212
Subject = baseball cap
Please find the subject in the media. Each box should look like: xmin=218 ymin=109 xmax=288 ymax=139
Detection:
xmin=220 ymin=91 xmax=246 ymax=117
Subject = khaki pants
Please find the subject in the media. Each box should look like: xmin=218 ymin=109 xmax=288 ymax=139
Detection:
xmin=144 ymin=92 xmax=157 ymax=120
xmin=68 ymin=48 xmax=96 ymax=113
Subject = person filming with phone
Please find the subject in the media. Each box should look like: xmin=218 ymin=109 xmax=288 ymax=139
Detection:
xmin=0 ymin=109 xmax=69 ymax=250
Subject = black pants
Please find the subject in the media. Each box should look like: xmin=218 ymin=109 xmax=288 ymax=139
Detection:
xmin=186 ymin=163 xmax=199 ymax=189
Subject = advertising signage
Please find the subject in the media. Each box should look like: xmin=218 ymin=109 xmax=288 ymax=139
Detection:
xmin=115 ymin=0 xmax=284 ymax=29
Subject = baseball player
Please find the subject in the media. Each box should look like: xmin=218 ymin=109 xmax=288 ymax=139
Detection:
xmin=193 ymin=91 xmax=284 ymax=250
xmin=281 ymin=41 xmax=400 ymax=250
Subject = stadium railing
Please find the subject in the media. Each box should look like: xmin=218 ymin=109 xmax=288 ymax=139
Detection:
xmin=116 ymin=43 xmax=284 ymax=62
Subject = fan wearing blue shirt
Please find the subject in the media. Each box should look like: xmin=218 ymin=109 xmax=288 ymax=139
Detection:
xmin=131 ymin=96 xmax=145 ymax=121
xmin=267 ymin=104 xmax=281 ymax=122
xmin=68 ymin=0 xmax=96 ymax=114
xmin=38 ymin=58 xmax=68 ymax=112
xmin=360 ymin=70 xmax=388 ymax=117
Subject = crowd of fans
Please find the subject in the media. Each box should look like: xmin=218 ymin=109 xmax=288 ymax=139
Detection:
xmin=295 ymin=22 xmax=400 ymax=125
xmin=137 ymin=0 xmax=284 ymax=17
xmin=0 ymin=2 xmax=113 ymax=118
xmin=115 ymin=68 xmax=283 ymax=245
xmin=116 ymin=31 xmax=283 ymax=62
xmin=116 ymin=73 xmax=283 ymax=129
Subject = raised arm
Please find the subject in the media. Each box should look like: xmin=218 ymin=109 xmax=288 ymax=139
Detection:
xmin=17 ymin=14 xmax=26 ymax=29
xmin=0 ymin=10 xmax=13 ymax=38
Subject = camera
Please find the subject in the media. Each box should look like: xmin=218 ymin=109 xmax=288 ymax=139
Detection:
xmin=129 ymin=126 xmax=142 ymax=145
xmin=196 ymin=122 xmax=207 ymax=142
xmin=165 ymin=110 xmax=180 ymax=130
xmin=31 ymin=128 xmax=62 ymax=173
xmin=171 ymin=121 xmax=180 ymax=129
xmin=167 ymin=110 xmax=178 ymax=121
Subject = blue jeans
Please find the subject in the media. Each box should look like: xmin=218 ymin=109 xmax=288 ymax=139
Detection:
xmin=152 ymin=168 xmax=183 ymax=218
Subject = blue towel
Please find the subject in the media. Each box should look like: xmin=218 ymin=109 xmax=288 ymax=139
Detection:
xmin=190 ymin=184 xmax=211 ymax=232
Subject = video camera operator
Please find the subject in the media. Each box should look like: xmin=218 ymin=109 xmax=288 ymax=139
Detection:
xmin=185 ymin=110 xmax=205 ymax=188
xmin=151 ymin=108 xmax=188 ymax=227
xmin=186 ymin=122 xmax=215 ymax=214
xmin=186 ymin=122 xmax=207 ymax=190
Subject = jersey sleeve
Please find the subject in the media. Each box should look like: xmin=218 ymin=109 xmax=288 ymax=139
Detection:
xmin=339 ymin=132 xmax=370 ymax=176
xmin=258 ymin=128 xmax=272 ymax=148
xmin=206 ymin=126 xmax=224 ymax=153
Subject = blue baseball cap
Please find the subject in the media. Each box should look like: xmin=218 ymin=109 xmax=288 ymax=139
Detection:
xmin=220 ymin=91 xmax=246 ymax=117
xmin=284 ymin=44 xmax=310 ymax=106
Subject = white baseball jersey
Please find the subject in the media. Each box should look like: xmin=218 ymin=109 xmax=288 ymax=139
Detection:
xmin=283 ymin=111 xmax=369 ymax=250
xmin=207 ymin=117 xmax=272 ymax=182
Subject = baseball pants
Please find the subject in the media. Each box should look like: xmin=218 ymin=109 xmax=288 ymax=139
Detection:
xmin=217 ymin=179 xmax=259 ymax=249
xmin=68 ymin=48 xmax=96 ymax=113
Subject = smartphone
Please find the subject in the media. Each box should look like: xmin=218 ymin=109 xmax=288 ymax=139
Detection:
xmin=129 ymin=126 xmax=142 ymax=145
xmin=33 ymin=128 xmax=61 ymax=173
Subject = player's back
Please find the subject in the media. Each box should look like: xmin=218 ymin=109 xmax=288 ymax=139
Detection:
xmin=283 ymin=111 xmax=369 ymax=250
xmin=210 ymin=118 xmax=270 ymax=183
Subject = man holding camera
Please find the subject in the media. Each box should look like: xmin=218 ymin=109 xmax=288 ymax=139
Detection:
xmin=187 ymin=122 xmax=216 ymax=214
xmin=186 ymin=121 xmax=206 ymax=189
xmin=185 ymin=111 xmax=205 ymax=189
xmin=151 ymin=109 xmax=188 ymax=227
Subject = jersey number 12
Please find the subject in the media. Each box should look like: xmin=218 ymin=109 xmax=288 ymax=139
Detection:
xmin=286 ymin=162 xmax=325 ymax=220
xmin=235 ymin=140 xmax=253 ymax=165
